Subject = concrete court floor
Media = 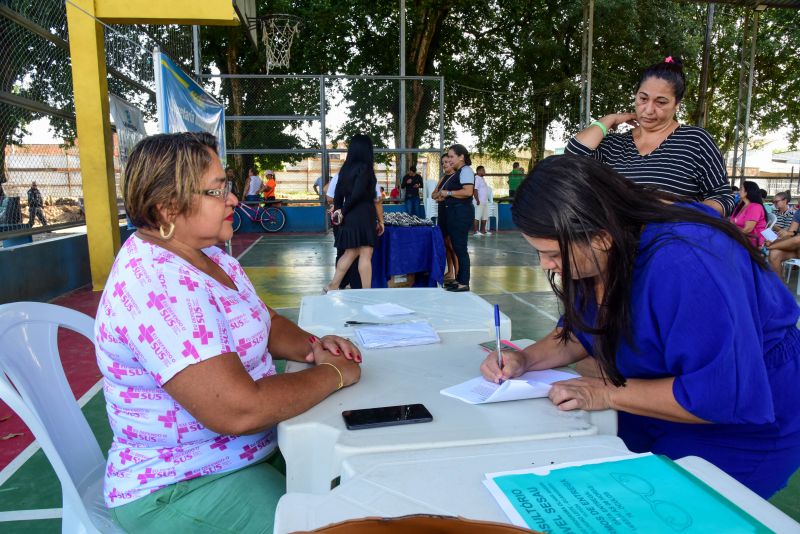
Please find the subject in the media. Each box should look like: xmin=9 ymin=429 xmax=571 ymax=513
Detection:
xmin=0 ymin=230 xmax=798 ymax=532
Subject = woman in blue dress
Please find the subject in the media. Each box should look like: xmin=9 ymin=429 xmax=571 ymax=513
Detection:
xmin=480 ymin=154 xmax=800 ymax=498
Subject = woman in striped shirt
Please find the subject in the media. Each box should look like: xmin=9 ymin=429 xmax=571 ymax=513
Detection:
xmin=566 ymin=57 xmax=734 ymax=216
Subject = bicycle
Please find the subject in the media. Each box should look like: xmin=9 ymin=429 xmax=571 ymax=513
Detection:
xmin=233 ymin=200 xmax=287 ymax=233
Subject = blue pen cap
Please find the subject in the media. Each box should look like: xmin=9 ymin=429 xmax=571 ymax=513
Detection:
xmin=494 ymin=304 xmax=500 ymax=326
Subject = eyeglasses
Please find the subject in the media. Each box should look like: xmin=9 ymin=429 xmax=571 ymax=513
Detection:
xmin=199 ymin=181 xmax=233 ymax=200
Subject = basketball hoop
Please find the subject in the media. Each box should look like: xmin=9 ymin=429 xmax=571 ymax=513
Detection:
xmin=251 ymin=14 xmax=302 ymax=74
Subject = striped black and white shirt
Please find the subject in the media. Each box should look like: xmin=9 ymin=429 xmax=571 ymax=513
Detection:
xmin=775 ymin=209 xmax=795 ymax=231
xmin=566 ymin=125 xmax=735 ymax=216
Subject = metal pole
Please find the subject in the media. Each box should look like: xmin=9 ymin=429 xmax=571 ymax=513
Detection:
xmin=730 ymin=10 xmax=749 ymax=185
xmin=320 ymin=76 xmax=328 ymax=205
xmin=439 ymin=77 xmax=444 ymax=155
xmin=579 ymin=1 xmax=588 ymax=127
xmin=696 ymin=4 xmax=714 ymax=128
xmin=399 ymin=0 xmax=406 ymax=186
xmin=585 ymin=0 xmax=594 ymax=126
xmin=738 ymin=10 xmax=760 ymax=188
xmin=192 ymin=25 xmax=201 ymax=78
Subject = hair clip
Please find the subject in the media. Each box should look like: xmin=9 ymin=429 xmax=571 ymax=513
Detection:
xmin=664 ymin=56 xmax=674 ymax=64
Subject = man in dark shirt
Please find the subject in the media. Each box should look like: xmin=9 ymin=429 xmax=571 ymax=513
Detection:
xmin=401 ymin=165 xmax=423 ymax=217
xmin=27 ymin=181 xmax=47 ymax=227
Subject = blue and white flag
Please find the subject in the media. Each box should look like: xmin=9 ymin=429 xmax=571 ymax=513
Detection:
xmin=153 ymin=51 xmax=226 ymax=160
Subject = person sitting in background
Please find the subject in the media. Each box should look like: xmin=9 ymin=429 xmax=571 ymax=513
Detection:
xmin=262 ymin=170 xmax=277 ymax=200
xmin=389 ymin=186 xmax=401 ymax=200
xmin=507 ymin=162 xmax=524 ymax=197
xmin=245 ymin=167 xmax=263 ymax=202
xmin=767 ymin=208 xmax=800 ymax=277
xmin=566 ymin=57 xmax=734 ymax=216
xmin=730 ymin=181 xmax=767 ymax=248
xmin=761 ymin=189 xmax=774 ymax=215
xmin=772 ymin=191 xmax=795 ymax=231
xmin=380 ymin=186 xmax=387 ymax=200
xmin=97 ymin=132 xmax=361 ymax=533
xmin=481 ymin=154 xmax=800 ymax=499
xmin=473 ymin=165 xmax=490 ymax=236
xmin=27 ymin=181 xmax=47 ymax=227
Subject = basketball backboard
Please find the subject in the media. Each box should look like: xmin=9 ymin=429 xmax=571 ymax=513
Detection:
xmin=233 ymin=0 xmax=258 ymax=48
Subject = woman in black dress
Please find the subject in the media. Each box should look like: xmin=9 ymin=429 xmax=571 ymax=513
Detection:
xmin=432 ymin=153 xmax=458 ymax=286
xmin=325 ymin=134 xmax=378 ymax=291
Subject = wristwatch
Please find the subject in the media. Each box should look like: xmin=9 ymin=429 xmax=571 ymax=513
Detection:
xmin=447 ymin=190 xmax=452 ymax=197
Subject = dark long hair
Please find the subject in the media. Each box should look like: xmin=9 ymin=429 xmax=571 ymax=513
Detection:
xmin=636 ymin=57 xmax=686 ymax=103
xmin=339 ymin=134 xmax=376 ymax=186
xmin=448 ymin=144 xmax=472 ymax=166
xmin=512 ymin=155 xmax=768 ymax=386
xmin=732 ymin=180 xmax=766 ymax=218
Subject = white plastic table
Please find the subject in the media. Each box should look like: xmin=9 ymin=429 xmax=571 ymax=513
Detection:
xmin=274 ymin=436 xmax=800 ymax=533
xmin=297 ymin=288 xmax=512 ymax=339
xmin=278 ymin=331 xmax=616 ymax=494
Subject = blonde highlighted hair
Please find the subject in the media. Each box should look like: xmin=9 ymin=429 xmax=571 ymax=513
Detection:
xmin=124 ymin=132 xmax=218 ymax=229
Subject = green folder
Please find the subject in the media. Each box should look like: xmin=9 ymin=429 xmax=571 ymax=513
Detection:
xmin=489 ymin=454 xmax=771 ymax=533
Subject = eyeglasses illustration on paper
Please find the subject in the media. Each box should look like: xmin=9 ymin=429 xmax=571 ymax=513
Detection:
xmin=610 ymin=472 xmax=693 ymax=532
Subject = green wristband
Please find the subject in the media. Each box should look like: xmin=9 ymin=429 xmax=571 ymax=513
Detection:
xmin=590 ymin=120 xmax=608 ymax=137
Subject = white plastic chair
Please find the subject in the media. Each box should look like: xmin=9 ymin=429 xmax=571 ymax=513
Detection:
xmin=766 ymin=212 xmax=777 ymax=230
xmin=423 ymin=179 xmax=439 ymax=220
xmin=486 ymin=187 xmax=498 ymax=233
xmin=0 ymin=302 xmax=122 ymax=533
xmin=782 ymin=259 xmax=800 ymax=295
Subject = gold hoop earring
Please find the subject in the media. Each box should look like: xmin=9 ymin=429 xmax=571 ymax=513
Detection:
xmin=159 ymin=222 xmax=175 ymax=240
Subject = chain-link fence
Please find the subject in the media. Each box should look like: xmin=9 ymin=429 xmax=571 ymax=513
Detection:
xmin=0 ymin=0 xmax=193 ymax=243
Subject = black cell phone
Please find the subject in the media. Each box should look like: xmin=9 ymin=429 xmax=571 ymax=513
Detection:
xmin=342 ymin=404 xmax=433 ymax=430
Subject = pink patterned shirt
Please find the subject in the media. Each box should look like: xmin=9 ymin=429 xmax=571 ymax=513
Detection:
xmin=95 ymin=235 xmax=277 ymax=508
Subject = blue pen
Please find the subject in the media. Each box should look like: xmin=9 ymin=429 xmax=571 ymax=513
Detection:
xmin=494 ymin=304 xmax=503 ymax=383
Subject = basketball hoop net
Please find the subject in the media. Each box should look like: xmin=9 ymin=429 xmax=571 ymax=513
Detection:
xmin=254 ymin=14 xmax=302 ymax=74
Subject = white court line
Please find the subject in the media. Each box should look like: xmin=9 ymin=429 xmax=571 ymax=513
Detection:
xmin=236 ymin=235 xmax=263 ymax=260
xmin=483 ymin=280 xmax=559 ymax=322
xmin=0 ymin=379 xmax=104 ymax=488
xmin=0 ymin=508 xmax=62 ymax=522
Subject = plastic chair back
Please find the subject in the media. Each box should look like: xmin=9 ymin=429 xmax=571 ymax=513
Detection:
xmin=0 ymin=302 xmax=121 ymax=533
xmin=766 ymin=212 xmax=777 ymax=230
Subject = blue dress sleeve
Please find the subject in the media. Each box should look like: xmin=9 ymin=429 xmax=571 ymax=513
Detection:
xmin=642 ymin=238 xmax=775 ymax=424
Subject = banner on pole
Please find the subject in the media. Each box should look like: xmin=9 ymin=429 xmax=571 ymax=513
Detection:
xmin=109 ymin=93 xmax=147 ymax=170
xmin=153 ymin=51 xmax=226 ymax=160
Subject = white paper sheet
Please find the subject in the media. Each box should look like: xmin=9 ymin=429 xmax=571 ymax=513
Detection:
xmin=761 ymin=228 xmax=779 ymax=242
xmin=354 ymin=321 xmax=440 ymax=349
xmin=362 ymin=303 xmax=416 ymax=317
xmin=440 ymin=369 xmax=577 ymax=404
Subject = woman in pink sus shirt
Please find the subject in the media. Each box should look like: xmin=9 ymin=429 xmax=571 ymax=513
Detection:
xmin=95 ymin=132 xmax=361 ymax=533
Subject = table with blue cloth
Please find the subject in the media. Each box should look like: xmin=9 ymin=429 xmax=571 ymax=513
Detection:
xmin=371 ymin=225 xmax=446 ymax=288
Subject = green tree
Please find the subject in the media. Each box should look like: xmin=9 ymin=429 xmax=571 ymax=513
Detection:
xmin=0 ymin=1 xmax=75 ymax=189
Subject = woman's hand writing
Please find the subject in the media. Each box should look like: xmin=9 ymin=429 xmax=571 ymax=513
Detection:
xmin=480 ymin=349 xmax=527 ymax=384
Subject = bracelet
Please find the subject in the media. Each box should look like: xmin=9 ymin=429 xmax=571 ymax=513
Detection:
xmin=590 ymin=120 xmax=608 ymax=137
xmin=318 ymin=362 xmax=343 ymax=390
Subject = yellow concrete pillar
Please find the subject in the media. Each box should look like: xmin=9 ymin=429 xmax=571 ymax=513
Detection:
xmin=66 ymin=0 xmax=120 ymax=291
